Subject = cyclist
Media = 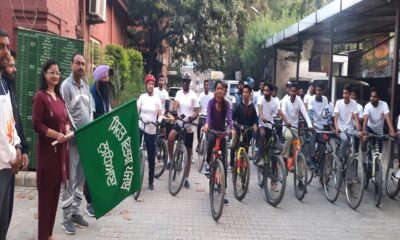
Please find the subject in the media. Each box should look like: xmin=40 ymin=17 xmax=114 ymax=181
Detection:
xmin=252 ymin=80 xmax=265 ymax=112
xmin=333 ymin=84 xmax=361 ymax=163
xmin=308 ymin=83 xmax=331 ymax=169
xmin=203 ymin=80 xmax=235 ymax=205
xmin=258 ymin=82 xmax=290 ymax=167
xmin=281 ymin=83 xmax=313 ymax=187
xmin=230 ymin=84 xmax=258 ymax=168
xmin=233 ymin=80 xmax=245 ymax=110
xmin=196 ymin=79 xmax=213 ymax=152
xmin=154 ymin=73 xmax=169 ymax=138
xmin=350 ymin=90 xmax=364 ymax=154
xmin=137 ymin=74 xmax=162 ymax=190
xmin=361 ymin=88 xmax=396 ymax=172
xmin=303 ymin=82 xmax=315 ymax=109
xmin=166 ymin=74 xmax=199 ymax=189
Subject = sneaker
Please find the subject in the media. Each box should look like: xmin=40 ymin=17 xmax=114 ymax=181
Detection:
xmin=85 ymin=204 xmax=95 ymax=218
xmin=166 ymin=161 xmax=171 ymax=170
xmin=224 ymin=198 xmax=229 ymax=206
xmin=297 ymin=180 xmax=304 ymax=190
xmin=61 ymin=219 xmax=76 ymax=235
xmin=228 ymin=165 xmax=232 ymax=173
xmin=72 ymin=214 xmax=89 ymax=228
xmin=184 ymin=180 xmax=190 ymax=189
xmin=149 ymin=184 xmax=154 ymax=190
xmin=196 ymin=144 xmax=200 ymax=153
xmin=204 ymin=164 xmax=211 ymax=176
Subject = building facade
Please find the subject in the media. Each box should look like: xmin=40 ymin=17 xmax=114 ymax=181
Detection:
xmin=0 ymin=0 xmax=132 ymax=50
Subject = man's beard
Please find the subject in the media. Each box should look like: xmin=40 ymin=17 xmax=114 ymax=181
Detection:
xmin=98 ymin=81 xmax=110 ymax=102
xmin=2 ymin=71 xmax=16 ymax=89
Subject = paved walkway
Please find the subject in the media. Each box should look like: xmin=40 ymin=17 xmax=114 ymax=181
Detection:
xmin=8 ymin=151 xmax=400 ymax=240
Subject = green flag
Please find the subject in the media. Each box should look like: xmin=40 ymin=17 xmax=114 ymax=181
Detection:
xmin=74 ymin=99 xmax=141 ymax=219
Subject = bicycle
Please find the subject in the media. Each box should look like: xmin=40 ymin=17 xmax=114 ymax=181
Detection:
xmin=385 ymin=138 xmax=400 ymax=199
xmin=232 ymin=122 xmax=252 ymax=201
xmin=196 ymin=115 xmax=207 ymax=172
xmin=133 ymin=118 xmax=158 ymax=200
xmin=168 ymin=115 xmax=194 ymax=196
xmin=256 ymin=121 xmax=287 ymax=206
xmin=305 ymin=129 xmax=335 ymax=186
xmin=325 ymin=129 xmax=364 ymax=209
xmin=207 ymin=129 xmax=229 ymax=221
xmin=363 ymin=133 xmax=390 ymax=207
xmin=154 ymin=120 xmax=168 ymax=178
xmin=285 ymin=126 xmax=308 ymax=201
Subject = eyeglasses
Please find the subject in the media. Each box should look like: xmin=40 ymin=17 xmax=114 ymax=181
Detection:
xmin=47 ymin=70 xmax=61 ymax=76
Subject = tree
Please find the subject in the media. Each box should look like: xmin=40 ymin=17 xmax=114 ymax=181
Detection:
xmin=127 ymin=0 xmax=245 ymax=73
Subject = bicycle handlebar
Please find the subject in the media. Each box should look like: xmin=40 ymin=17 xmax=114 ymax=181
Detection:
xmin=234 ymin=122 xmax=253 ymax=131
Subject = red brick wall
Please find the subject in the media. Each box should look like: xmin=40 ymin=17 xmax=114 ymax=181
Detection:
xmin=0 ymin=0 xmax=129 ymax=50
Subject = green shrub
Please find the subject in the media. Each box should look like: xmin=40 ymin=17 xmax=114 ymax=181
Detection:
xmin=103 ymin=44 xmax=145 ymax=105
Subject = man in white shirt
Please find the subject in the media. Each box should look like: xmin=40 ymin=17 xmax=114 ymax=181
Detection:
xmin=361 ymin=88 xmax=396 ymax=168
xmin=258 ymin=83 xmax=290 ymax=163
xmin=252 ymin=81 xmax=265 ymax=111
xmin=167 ymin=74 xmax=199 ymax=189
xmin=196 ymin=80 xmax=213 ymax=152
xmin=154 ymin=74 xmax=169 ymax=138
xmin=334 ymin=84 xmax=361 ymax=161
xmin=303 ymin=82 xmax=315 ymax=109
xmin=350 ymin=90 xmax=364 ymax=154
xmin=281 ymin=83 xmax=313 ymax=161
xmin=308 ymin=83 xmax=331 ymax=168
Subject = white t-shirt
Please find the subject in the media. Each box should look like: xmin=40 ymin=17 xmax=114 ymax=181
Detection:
xmin=199 ymin=91 xmax=213 ymax=116
xmin=258 ymin=96 xmax=280 ymax=129
xmin=252 ymin=90 xmax=263 ymax=115
xmin=304 ymin=93 xmax=314 ymax=105
xmin=137 ymin=93 xmax=161 ymax=134
xmin=364 ymin=100 xmax=390 ymax=135
xmin=334 ymin=99 xmax=358 ymax=131
xmin=356 ymin=103 xmax=363 ymax=119
xmin=175 ymin=89 xmax=199 ymax=132
xmin=154 ymin=87 xmax=169 ymax=113
xmin=308 ymin=95 xmax=330 ymax=129
xmin=281 ymin=96 xmax=312 ymax=128
xmin=272 ymin=96 xmax=280 ymax=117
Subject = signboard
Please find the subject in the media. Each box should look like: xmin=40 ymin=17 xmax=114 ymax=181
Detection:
xmin=15 ymin=28 xmax=84 ymax=169
xmin=360 ymin=36 xmax=391 ymax=78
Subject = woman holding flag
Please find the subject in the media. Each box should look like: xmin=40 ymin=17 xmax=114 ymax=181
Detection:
xmin=137 ymin=74 xmax=162 ymax=190
xmin=32 ymin=59 xmax=71 ymax=240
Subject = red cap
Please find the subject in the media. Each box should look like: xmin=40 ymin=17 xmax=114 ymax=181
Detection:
xmin=145 ymin=74 xmax=155 ymax=85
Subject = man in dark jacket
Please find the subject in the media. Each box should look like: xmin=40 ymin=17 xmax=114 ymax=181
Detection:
xmin=230 ymin=84 xmax=258 ymax=168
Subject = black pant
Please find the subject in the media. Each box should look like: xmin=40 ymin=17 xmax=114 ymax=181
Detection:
xmin=84 ymin=182 xmax=92 ymax=204
xmin=230 ymin=128 xmax=252 ymax=167
xmin=197 ymin=116 xmax=206 ymax=142
xmin=206 ymin=132 xmax=227 ymax=187
xmin=0 ymin=169 xmax=13 ymax=240
xmin=140 ymin=130 xmax=156 ymax=185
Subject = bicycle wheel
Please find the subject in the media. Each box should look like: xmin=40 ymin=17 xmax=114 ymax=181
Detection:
xmin=294 ymin=153 xmax=307 ymax=201
xmin=385 ymin=157 xmax=400 ymax=199
xmin=210 ymin=158 xmax=226 ymax=221
xmin=133 ymin=150 xmax=146 ymax=200
xmin=374 ymin=158 xmax=383 ymax=207
xmin=323 ymin=153 xmax=342 ymax=203
xmin=345 ymin=158 xmax=364 ymax=210
xmin=264 ymin=155 xmax=287 ymax=206
xmin=154 ymin=139 xmax=168 ymax=178
xmin=232 ymin=151 xmax=250 ymax=201
xmin=168 ymin=143 xmax=188 ymax=196
xmin=197 ymin=136 xmax=206 ymax=172
xmin=302 ymin=145 xmax=314 ymax=185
